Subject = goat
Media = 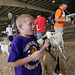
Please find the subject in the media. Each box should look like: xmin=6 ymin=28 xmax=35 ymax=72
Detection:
xmin=37 ymin=32 xmax=66 ymax=75
xmin=37 ymin=31 xmax=67 ymax=60
xmin=0 ymin=40 xmax=11 ymax=56
xmin=37 ymin=44 xmax=66 ymax=75
xmin=42 ymin=51 xmax=66 ymax=75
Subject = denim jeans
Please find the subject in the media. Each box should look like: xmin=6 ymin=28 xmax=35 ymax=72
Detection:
xmin=37 ymin=33 xmax=44 ymax=40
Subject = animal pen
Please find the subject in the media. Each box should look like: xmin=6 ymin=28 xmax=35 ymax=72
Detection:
xmin=0 ymin=24 xmax=75 ymax=75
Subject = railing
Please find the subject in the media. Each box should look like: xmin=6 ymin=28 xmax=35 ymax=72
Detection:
xmin=64 ymin=24 xmax=75 ymax=33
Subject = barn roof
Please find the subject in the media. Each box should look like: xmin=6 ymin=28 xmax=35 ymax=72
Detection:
xmin=0 ymin=0 xmax=75 ymax=31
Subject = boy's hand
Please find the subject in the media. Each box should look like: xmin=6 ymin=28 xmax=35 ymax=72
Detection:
xmin=43 ymin=38 xmax=50 ymax=48
xmin=38 ymin=38 xmax=50 ymax=54
xmin=30 ymin=38 xmax=50 ymax=61
xmin=30 ymin=50 xmax=43 ymax=61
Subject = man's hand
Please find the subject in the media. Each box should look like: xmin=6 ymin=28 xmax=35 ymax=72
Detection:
xmin=65 ymin=18 xmax=71 ymax=22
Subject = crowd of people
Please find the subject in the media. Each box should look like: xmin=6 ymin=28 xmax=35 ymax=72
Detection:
xmin=6 ymin=1 xmax=74 ymax=75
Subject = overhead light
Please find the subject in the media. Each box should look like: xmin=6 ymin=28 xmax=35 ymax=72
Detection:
xmin=8 ymin=13 xmax=12 ymax=19
xmin=52 ymin=0 xmax=55 ymax=3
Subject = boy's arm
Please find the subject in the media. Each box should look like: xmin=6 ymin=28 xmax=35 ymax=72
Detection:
xmin=11 ymin=47 xmax=43 ymax=67
xmin=11 ymin=45 xmax=46 ymax=67
xmin=11 ymin=38 xmax=50 ymax=67
xmin=11 ymin=55 xmax=33 ymax=67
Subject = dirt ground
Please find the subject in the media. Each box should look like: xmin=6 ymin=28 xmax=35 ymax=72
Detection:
xmin=0 ymin=41 xmax=75 ymax=75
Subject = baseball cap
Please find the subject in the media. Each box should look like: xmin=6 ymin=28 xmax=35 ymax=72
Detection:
xmin=62 ymin=1 xmax=70 ymax=6
xmin=36 ymin=13 xmax=40 ymax=16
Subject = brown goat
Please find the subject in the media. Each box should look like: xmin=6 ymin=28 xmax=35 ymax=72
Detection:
xmin=41 ymin=49 xmax=66 ymax=75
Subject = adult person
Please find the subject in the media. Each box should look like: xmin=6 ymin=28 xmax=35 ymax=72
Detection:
xmin=8 ymin=14 xmax=50 ymax=75
xmin=34 ymin=13 xmax=47 ymax=40
xmin=54 ymin=1 xmax=71 ymax=33
xmin=6 ymin=24 xmax=13 ymax=42
xmin=74 ymin=18 xmax=75 ymax=24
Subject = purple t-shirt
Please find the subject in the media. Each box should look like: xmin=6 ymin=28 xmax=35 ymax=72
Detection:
xmin=8 ymin=35 xmax=42 ymax=75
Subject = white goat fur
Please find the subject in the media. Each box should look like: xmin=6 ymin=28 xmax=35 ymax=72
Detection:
xmin=0 ymin=40 xmax=11 ymax=56
xmin=37 ymin=31 xmax=67 ymax=60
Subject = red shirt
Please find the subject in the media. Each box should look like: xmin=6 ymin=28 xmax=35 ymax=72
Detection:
xmin=34 ymin=16 xmax=47 ymax=33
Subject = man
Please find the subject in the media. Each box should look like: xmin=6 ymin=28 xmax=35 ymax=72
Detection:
xmin=54 ymin=1 xmax=71 ymax=33
xmin=6 ymin=24 xmax=13 ymax=42
xmin=74 ymin=18 xmax=75 ymax=24
xmin=34 ymin=13 xmax=47 ymax=40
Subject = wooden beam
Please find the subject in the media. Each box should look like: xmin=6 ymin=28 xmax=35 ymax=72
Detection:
xmin=1 ymin=7 xmax=16 ymax=17
xmin=0 ymin=7 xmax=9 ymax=15
xmin=0 ymin=17 xmax=9 ymax=20
xmin=0 ymin=0 xmax=53 ymax=13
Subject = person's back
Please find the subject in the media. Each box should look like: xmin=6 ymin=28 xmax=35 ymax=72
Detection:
xmin=74 ymin=18 xmax=75 ymax=24
xmin=34 ymin=13 xmax=47 ymax=39
xmin=35 ymin=16 xmax=47 ymax=33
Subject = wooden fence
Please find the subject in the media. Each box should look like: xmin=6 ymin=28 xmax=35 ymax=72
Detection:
xmin=64 ymin=24 xmax=75 ymax=33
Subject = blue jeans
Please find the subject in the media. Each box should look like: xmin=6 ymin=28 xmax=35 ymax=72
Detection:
xmin=37 ymin=33 xmax=44 ymax=40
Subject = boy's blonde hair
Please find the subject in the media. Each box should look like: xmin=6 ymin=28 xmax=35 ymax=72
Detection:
xmin=16 ymin=14 xmax=34 ymax=30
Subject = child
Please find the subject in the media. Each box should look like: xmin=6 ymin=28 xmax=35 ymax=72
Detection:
xmin=8 ymin=14 xmax=50 ymax=75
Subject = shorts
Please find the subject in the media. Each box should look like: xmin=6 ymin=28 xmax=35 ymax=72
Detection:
xmin=9 ymin=36 xmax=13 ymax=42
xmin=54 ymin=26 xmax=63 ymax=34
xmin=37 ymin=33 xmax=44 ymax=40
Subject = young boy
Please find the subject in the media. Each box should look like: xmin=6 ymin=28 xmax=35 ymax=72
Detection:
xmin=8 ymin=14 xmax=50 ymax=75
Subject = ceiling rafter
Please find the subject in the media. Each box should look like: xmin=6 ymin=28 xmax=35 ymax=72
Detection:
xmin=23 ymin=0 xmax=31 ymax=3
xmin=33 ymin=0 xmax=47 ymax=6
xmin=12 ymin=8 xmax=22 ymax=14
xmin=0 ymin=0 xmax=53 ymax=13
xmin=0 ymin=7 xmax=16 ymax=17
xmin=15 ymin=8 xmax=26 ymax=15
xmin=2 ymin=8 xmax=16 ymax=17
xmin=0 ymin=0 xmax=75 ymax=31
xmin=28 ymin=0 xmax=35 ymax=4
xmin=0 ymin=23 xmax=8 ymax=25
xmin=31 ymin=0 xmax=42 ymax=5
xmin=0 ymin=7 xmax=9 ymax=15
xmin=38 ymin=0 xmax=51 ymax=7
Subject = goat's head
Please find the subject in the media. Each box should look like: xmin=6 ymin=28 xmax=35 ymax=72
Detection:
xmin=45 ymin=31 xmax=52 ymax=39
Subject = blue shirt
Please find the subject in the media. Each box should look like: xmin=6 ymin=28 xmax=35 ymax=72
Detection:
xmin=74 ymin=19 xmax=75 ymax=23
xmin=8 ymin=35 xmax=42 ymax=75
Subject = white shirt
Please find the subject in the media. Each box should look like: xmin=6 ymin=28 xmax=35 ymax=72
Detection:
xmin=6 ymin=27 xmax=13 ymax=36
